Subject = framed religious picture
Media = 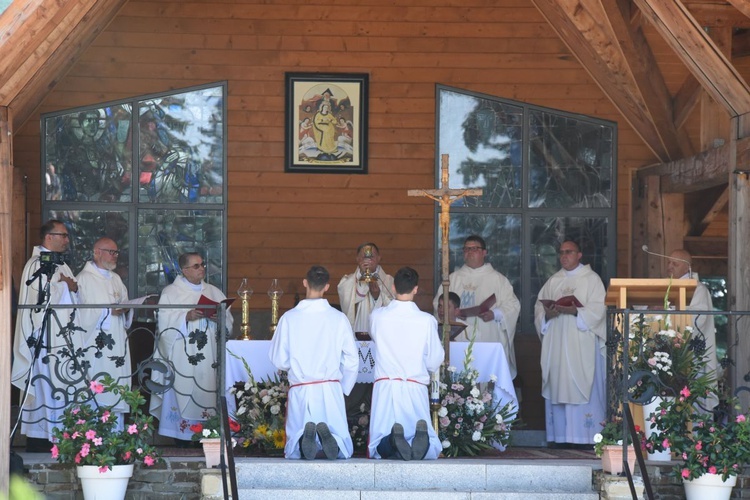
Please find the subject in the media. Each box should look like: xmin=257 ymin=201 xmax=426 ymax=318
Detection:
xmin=285 ymin=72 xmax=369 ymax=174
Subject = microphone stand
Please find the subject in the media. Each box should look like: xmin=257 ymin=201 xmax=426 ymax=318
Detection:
xmin=641 ymin=245 xmax=692 ymax=279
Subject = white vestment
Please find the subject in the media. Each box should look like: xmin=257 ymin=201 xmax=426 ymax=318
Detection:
xmin=149 ymin=276 xmax=234 ymax=439
xmin=432 ymin=263 xmax=520 ymax=378
xmin=11 ymin=246 xmax=79 ymax=440
xmin=268 ymin=298 xmax=358 ymax=459
xmin=337 ymin=266 xmax=394 ymax=333
xmin=534 ymin=263 xmax=606 ymax=444
xmin=76 ymin=261 xmax=133 ymax=414
xmin=368 ymin=300 xmax=444 ymax=459
xmin=682 ymin=272 xmax=719 ymax=412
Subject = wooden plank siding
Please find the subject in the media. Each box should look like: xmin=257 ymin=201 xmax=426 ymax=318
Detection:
xmin=8 ymin=0 xmax=749 ymax=429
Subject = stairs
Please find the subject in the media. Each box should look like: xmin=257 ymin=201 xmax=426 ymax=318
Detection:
xmin=230 ymin=458 xmax=599 ymax=499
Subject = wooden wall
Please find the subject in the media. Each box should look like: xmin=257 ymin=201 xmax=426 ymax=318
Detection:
xmin=12 ymin=0 xmax=739 ymax=430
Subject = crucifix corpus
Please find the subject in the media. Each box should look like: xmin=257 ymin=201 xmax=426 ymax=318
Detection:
xmin=408 ymin=154 xmax=482 ymax=366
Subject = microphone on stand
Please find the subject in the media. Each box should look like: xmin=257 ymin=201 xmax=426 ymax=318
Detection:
xmin=641 ymin=245 xmax=692 ymax=279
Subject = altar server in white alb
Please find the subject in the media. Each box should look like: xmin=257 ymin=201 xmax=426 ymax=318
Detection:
xmin=149 ymin=252 xmax=234 ymax=444
xmin=269 ymin=265 xmax=359 ymax=459
xmin=76 ymin=237 xmax=132 ymax=429
xmin=369 ymin=267 xmax=444 ymax=460
xmin=432 ymin=235 xmax=520 ymax=379
xmin=534 ymin=239 xmax=606 ymax=446
xmin=12 ymin=220 xmax=80 ymax=450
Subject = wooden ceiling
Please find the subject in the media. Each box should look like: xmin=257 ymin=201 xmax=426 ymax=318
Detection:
xmin=1 ymin=0 xmax=749 ymax=162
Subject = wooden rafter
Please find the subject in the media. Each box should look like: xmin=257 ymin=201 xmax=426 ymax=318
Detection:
xmin=634 ymin=0 xmax=750 ymax=117
xmin=726 ymin=0 xmax=750 ymax=21
xmin=531 ymin=0 xmax=681 ymax=162
xmin=673 ymin=75 xmax=702 ymax=128
xmin=0 ymin=0 xmax=127 ymax=131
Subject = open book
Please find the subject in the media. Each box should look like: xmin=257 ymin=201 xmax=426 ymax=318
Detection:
xmin=539 ymin=295 xmax=583 ymax=308
xmin=197 ymin=295 xmax=236 ymax=319
xmin=458 ymin=294 xmax=496 ymax=318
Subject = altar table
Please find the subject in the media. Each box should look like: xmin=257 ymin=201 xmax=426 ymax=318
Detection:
xmin=225 ymin=340 xmax=518 ymax=418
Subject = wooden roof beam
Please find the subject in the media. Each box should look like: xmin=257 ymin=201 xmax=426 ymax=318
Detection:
xmin=604 ymin=0 xmax=693 ymax=156
xmin=532 ymin=0 xmax=678 ymax=162
xmin=633 ymin=0 xmax=750 ymax=117
xmin=673 ymin=74 xmax=702 ymax=128
xmin=636 ymin=135 xmax=750 ymax=193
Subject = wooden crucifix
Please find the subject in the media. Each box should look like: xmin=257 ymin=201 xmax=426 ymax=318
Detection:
xmin=408 ymin=154 xmax=482 ymax=365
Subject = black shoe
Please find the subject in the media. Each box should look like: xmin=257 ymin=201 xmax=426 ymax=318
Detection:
xmin=25 ymin=437 xmax=52 ymax=453
xmin=300 ymin=422 xmax=317 ymax=460
xmin=316 ymin=422 xmax=339 ymax=460
xmin=411 ymin=420 xmax=429 ymax=460
xmin=390 ymin=423 xmax=411 ymax=461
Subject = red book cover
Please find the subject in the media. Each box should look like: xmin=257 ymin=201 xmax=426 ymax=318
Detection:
xmin=539 ymin=295 xmax=583 ymax=308
xmin=458 ymin=294 xmax=496 ymax=317
xmin=197 ymin=295 xmax=235 ymax=318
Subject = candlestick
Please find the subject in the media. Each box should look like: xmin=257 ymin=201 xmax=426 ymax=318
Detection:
xmin=268 ymin=278 xmax=283 ymax=336
xmin=237 ymin=278 xmax=253 ymax=341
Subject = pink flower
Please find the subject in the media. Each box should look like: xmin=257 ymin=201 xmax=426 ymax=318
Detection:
xmin=72 ymin=431 xmax=81 ymax=439
xmin=695 ymin=441 xmax=702 ymax=451
xmin=123 ymin=451 xmax=132 ymax=461
xmin=680 ymin=386 xmax=690 ymax=398
xmin=98 ymin=466 xmax=109 ymax=473
xmin=681 ymin=469 xmax=690 ymax=478
xmin=93 ymin=437 xmax=103 ymax=446
xmin=85 ymin=430 xmax=97 ymax=440
xmin=76 ymin=419 xmax=86 ymax=425
xmin=75 ymin=454 xmax=82 ymax=464
xmin=51 ymin=445 xmax=59 ymax=459
xmin=72 ymin=408 xmax=80 ymax=415
xmin=137 ymin=448 xmax=143 ymax=455
xmin=144 ymin=455 xmax=155 ymax=466
xmin=89 ymin=380 xmax=104 ymax=394
xmin=128 ymin=424 xmax=138 ymax=435
xmin=80 ymin=443 xmax=91 ymax=458
xmin=737 ymin=415 xmax=746 ymax=423
xmin=101 ymin=411 xmax=111 ymax=423
xmin=709 ymin=466 xmax=717 ymax=474
xmin=662 ymin=439 xmax=669 ymax=449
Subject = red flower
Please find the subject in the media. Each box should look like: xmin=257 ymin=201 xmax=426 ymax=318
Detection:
xmin=229 ymin=419 xmax=241 ymax=433
xmin=190 ymin=423 xmax=204 ymax=434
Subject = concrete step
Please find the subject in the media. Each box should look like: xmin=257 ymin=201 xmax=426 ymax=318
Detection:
xmin=232 ymin=459 xmax=598 ymax=498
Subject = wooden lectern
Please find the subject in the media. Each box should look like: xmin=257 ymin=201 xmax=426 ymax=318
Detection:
xmin=605 ymin=278 xmax=697 ymax=311
xmin=606 ymin=278 xmax=698 ymax=437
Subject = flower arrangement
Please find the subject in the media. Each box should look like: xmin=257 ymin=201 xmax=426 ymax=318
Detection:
xmin=51 ymin=376 xmax=160 ymax=472
xmin=188 ymin=411 xmax=241 ymax=442
xmin=592 ymin=417 xmax=645 ymax=457
xmin=437 ymin=337 xmax=519 ymax=457
xmin=229 ymin=357 xmax=289 ymax=454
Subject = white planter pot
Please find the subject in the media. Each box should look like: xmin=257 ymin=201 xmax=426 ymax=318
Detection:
xmin=642 ymin=396 xmax=672 ymax=461
xmin=683 ymin=473 xmax=737 ymax=500
xmin=76 ymin=464 xmax=134 ymax=500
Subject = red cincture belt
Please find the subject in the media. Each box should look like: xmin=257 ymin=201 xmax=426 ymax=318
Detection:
xmin=289 ymin=379 xmax=340 ymax=389
xmin=374 ymin=377 xmax=425 ymax=386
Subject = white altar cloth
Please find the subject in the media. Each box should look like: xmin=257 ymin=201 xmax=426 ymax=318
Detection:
xmin=225 ymin=340 xmax=518 ymax=419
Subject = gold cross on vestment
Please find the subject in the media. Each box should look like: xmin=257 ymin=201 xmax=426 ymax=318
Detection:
xmin=408 ymin=154 xmax=482 ymax=366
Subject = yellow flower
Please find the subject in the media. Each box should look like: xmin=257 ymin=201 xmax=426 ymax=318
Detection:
xmin=254 ymin=424 xmax=268 ymax=438
xmin=272 ymin=429 xmax=286 ymax=449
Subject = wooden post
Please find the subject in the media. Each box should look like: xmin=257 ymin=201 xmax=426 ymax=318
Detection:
xmin=0 ymin=106 xmax=13 ymax=495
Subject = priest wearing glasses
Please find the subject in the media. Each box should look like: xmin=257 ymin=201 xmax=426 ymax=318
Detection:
xmin=149 ymin=252 xmax=234 ymax=446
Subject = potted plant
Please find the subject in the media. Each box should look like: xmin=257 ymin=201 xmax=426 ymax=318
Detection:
xmin=51 ymin=376 xmax=160 ymax=500
xmin=593 ymin=418 xmax=644 ymax=474
xmin=645 ymin=386 xmax=750 ymax=499
xmin=437 ymin=337 xmax=519 ymax=457
xmin=189 ymin=411 xmax=240 ymax=467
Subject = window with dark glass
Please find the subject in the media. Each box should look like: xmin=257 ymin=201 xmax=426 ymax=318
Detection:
xmin=436 ymin=85 xmax=617 ymax=332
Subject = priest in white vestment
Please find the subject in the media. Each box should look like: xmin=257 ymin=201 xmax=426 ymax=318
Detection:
xmin=432 ymin=235 xmax=520 ymax=378
xmin=269 ymin=265 xmax=359 ymax=459
xmin=12 ymin=220 xmax=80 ymax=448
xmin=369 ymin=267 xmax=444 ymax=460
xmin=75 ymin=237 xmax=133 ymax=428
xmin=337 ymin=242 xmax=394 ymax=338
xmin=149 ymin=252 xmax=234 ymax=443
xmin=667 ymin=249 xmax=719 ymax=412
xmin=534 ymin=240 xmax=607 ymax=446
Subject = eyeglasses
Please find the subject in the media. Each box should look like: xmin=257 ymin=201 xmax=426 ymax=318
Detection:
xmin=49 ymin=232 xmax=70 ymax=238
xmin=183 ymin=262 xmax=206 ymax=270
xmin=463 ymin=246 xmax=484 ymax=252
xmin=97 ymin=248 xmax=120 ymax=256
xmin=558 ymin=249 xmax=578 ymax=255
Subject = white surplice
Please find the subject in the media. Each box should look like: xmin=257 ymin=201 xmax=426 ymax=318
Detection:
xmin=367 ymin=300 xmax=444 ymax=459
xmin=11 ymin=246 xmax=79 ymax=440
xmin=337 ymin=266 xmax=394 ymax=333
xmin=268 ymin=298 xmax=358 ymax=459
xmin=149 ymin=276 xmax=234 ymax=439
xmin=432 ymin=263 xmax=520 ymax=378
xmin=534 ymin=263 xmax=606 ymax=444
xmin=76 ymin=261 xmax=133 ymax=416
